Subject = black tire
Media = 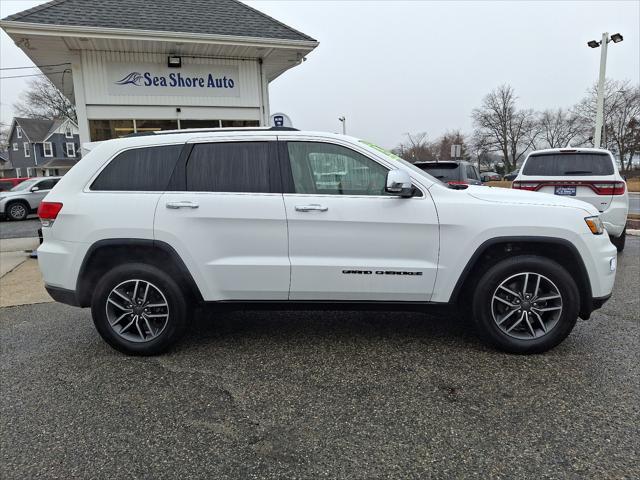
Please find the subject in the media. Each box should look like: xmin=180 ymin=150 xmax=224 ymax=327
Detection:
xmin=610 ymin=228 xmax=626 ymax=252
xmin=6 ymin=201 xmax=29 ymax=221
xmin=91 ymin=263 xmax=189 ymax=356
xmin=472 ymin=255 xmax=579 ymax=354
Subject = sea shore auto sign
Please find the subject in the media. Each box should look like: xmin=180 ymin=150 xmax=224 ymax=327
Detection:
xmin=108 ymin=62 xmax=240 ymax=97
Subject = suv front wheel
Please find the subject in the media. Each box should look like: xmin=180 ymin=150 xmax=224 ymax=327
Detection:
xmin=91 ymin=263 xmax=189 ymax=356
xmin=472 ymin=255 xmax=579 ymax=354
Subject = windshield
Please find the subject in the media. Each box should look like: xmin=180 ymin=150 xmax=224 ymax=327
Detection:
xmin=523 ymin=153 xmax=614 ymax=176
xmin=358 ymin=140 xmax=444 ymax=185
xmin=9 ymin=178 xmax=39 ymax=191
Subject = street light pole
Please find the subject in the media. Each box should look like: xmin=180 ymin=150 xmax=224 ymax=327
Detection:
xmin=594 ymin=32 xmax=609 ymax=148
xmin=338 ymin=116 xmax=346 ymax=135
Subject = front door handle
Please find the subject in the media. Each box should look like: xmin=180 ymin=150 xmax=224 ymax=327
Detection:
xmin=295 ymin=204 xmax=328 ymax=212
xmin=166 ymin=201 xmax=199 ymax=209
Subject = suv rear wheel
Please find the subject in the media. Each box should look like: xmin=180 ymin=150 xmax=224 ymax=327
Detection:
xmin=472 ymin=255 xmax=579 ymax=354
xmin=91 ymin=263 xmax=189 ymax=356
xmin=6 ymin=201 xmax=29 ymax=221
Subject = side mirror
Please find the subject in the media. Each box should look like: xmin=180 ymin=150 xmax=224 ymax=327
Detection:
xmin=385 ymin=170 xmax=414 ymax=197
xmin=30 ymin=186 xmax=40 ymax=192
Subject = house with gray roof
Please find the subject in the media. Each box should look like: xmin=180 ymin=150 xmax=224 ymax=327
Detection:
xmin=6 ymin=117 xmax=81 ymax=178
xmin=1 ymin=0 xmax=318 ymax=145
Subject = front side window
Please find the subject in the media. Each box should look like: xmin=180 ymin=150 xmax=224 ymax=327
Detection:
xmin=43 ymin=142 xmax=53 ymax=157
xmin=65 ymin=142 xmax=76 ymax=157
xmin=91 ymin=145 xmax=183 ymax=191
xmin=36 ymin=179 xmax=59 ymax=190
xmin=24 ymin=143 xmax=30 ymax=157
xmin=287 ymin=142 xmax=390 ymax=195
xmin=186 ymin=142 xmax=272 ymax=193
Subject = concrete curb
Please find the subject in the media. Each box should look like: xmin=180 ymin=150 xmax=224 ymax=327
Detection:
xmin=627 ymin=229 xmax=640 ymax=236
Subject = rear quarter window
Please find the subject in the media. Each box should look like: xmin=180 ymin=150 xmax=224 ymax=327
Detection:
xmin=91 ymin=145 xmax=183 ymax=191
xmin=523 ymin=153 xmax=614 ymax=176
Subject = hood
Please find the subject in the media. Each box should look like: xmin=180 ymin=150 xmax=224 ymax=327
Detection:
xmin=466 ymin=185 xmax=598 ymax=215
xmin=0 ymin=190 xmax=23 ymax=199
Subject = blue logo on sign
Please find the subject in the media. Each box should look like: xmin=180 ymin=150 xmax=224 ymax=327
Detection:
xmin=115 ymin=72 xmax=144 ymax=86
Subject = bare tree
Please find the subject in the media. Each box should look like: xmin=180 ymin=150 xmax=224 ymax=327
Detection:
xmin=394 ymin=132 xmax=436 ymax=162
xmin=574 ymin=79 xmax=640 ymax=171
xmin=434 ymin=130 xmax=468 ymax=160
xmin=471 ymin=84 xmax=540 ymax=172
xmin=13 ymin=76 xmax=76 ymax=122
xmin=536 ymin=108 xmax=583 ymax=149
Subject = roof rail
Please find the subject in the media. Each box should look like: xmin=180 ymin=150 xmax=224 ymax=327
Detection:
xmin=123 ymin=126 xmax=298 ymax=138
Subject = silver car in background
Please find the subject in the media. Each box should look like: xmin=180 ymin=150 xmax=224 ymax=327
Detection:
xmin=0 ymin=177 xmax=61 ymax=221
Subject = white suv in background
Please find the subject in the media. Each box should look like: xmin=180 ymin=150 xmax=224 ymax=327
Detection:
xmin=37 ymin=128 xmax=617 ymax=356
xmin=513 ymin=148 xmax=629 ymax=251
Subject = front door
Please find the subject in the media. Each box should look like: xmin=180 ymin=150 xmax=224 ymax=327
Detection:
xmin=154 ymin=139 xmax=290 ymax=301
xmin=280 ymin=139 xmax=439 ymax=302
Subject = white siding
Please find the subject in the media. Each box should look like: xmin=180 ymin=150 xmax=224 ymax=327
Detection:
xmin=81 ymin=51 xmax=261 ymax=108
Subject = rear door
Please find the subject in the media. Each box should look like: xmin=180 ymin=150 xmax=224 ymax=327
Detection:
xmin=280 ymin=138 xmax=439 ymax=301
xmin=154 ymin=138 xmax=290 ymax=301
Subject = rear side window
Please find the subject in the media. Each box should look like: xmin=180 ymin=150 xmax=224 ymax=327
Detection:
xmin=416 ymin=163 xmax=460 ymax=182
xmin=186 ymin=142 xmax=272 ymax=193
xmin=523 ymin=153 xmax=614 ymax=176
xmin=91 ymin=145 xmax=182 ymax=191
xmin=466 ymin=165 xmax=479 ymax=180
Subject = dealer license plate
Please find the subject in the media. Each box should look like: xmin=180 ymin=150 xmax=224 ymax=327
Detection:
xmin=555 ymin=185 xmax=576 ymax=196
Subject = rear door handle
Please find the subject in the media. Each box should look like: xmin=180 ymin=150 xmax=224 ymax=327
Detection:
xmin=166 ymin=201 xmax=199 ymax=209
xmin=295 ymin=204 xmax=328 ymax=212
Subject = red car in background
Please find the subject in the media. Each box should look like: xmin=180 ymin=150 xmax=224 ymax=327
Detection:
xmin=0 ymin=177 xmax=30 ymax=192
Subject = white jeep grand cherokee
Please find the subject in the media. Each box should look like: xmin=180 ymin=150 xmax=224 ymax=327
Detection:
xmin=37 ymin=128 xmax=617 ymax=356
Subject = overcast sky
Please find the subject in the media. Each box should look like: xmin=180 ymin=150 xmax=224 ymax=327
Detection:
xmin=1 ymin=0 xmax=639 ymax=148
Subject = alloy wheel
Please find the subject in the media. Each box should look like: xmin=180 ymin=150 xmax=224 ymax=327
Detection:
xmin=105 ymin=279 xmax=170 ymax=343
xmin=491 ymin=272 xmax=563 ymax=340
xmin=9 ymin=203 xmax=27 ymax=220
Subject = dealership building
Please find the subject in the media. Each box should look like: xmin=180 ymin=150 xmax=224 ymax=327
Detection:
xmin=1 ymin=0 xmax=318 ymax=146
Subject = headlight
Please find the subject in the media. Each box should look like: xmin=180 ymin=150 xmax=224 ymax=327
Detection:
xmin=584 ymin=216 xmax=604 ymax=235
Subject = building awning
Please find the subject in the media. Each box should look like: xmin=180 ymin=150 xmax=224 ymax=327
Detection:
xmin=1 ymin=0 xmax=318 ymax=102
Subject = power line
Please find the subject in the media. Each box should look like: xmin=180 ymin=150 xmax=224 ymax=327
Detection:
xmin=0 ymin=70 xmax=70 ymax=80
xmin=0 ymin=63 xmax=71 ymax=71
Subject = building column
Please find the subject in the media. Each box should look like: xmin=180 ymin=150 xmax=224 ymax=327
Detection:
xmin=70 ymin=52 xmax=90 ymax=148
xmin=259 ymin=59 xmax=271 ymax=126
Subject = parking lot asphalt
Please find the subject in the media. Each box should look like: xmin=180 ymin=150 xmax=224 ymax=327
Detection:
xmin=1 ymin=238 xmax=639 ymax=479
xmin=0 ymin=217 xmax=40 ymax=239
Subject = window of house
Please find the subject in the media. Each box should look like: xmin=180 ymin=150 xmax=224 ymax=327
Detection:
xmin=91 ymin=145 xmax=182 ymax=191
xmin=12 ymin=143 xmax=18 ymax=151
xmin=220 ymin=120 xmax=260 ymax=128
xmin=26 ymin=167 xmax=34 ymax=177
xmin=287 ymin=142 xmax=390 ymax=196
xmin=135 ymin=119 xmax=178 ymax=134
xmin=179 ymin=120 xmax=222 ymax=129
xmin=186 ymin=142 xmax=273 ymax=193
xmin=16 ymin=126 xmax=22 ymax=138
xmin=43 ymin=142 xmax=53 ymax=157
xmin=24 ymin=143 xmax=30 ymax=157
xmin=65 ymin=126 xmax=73 ymax=138
xmin=65 ymin=142 xmax=76 ymax=157
xmin=16 ymin=168 xmax=22 ymax=177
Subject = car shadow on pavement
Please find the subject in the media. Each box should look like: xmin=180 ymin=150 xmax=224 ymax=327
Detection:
xmin=180 ymin=308 xmax=486 ymax=353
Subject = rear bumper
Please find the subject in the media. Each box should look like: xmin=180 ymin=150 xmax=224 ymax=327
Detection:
xmin=45 ymin=284 xmax=81 ymax=307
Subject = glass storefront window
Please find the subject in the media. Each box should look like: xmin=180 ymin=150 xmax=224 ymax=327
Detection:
xmin=180 ymin=120 xmax=222 ymax=129
xmin=89 ymin=120 xmax=135 ymax=141
xmin=221 ymin=120 xmax=260 ymax=127
xmin=135 ymin=119 xmax=178 ymax=134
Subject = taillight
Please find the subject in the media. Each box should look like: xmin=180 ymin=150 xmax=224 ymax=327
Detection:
xmin=512 ymin=181 xmax=539 ymax=191
xmin=591 ymin=181 xmax=626 ymax=195
xmin=38 ymin=202 xmax=63 ymax=227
